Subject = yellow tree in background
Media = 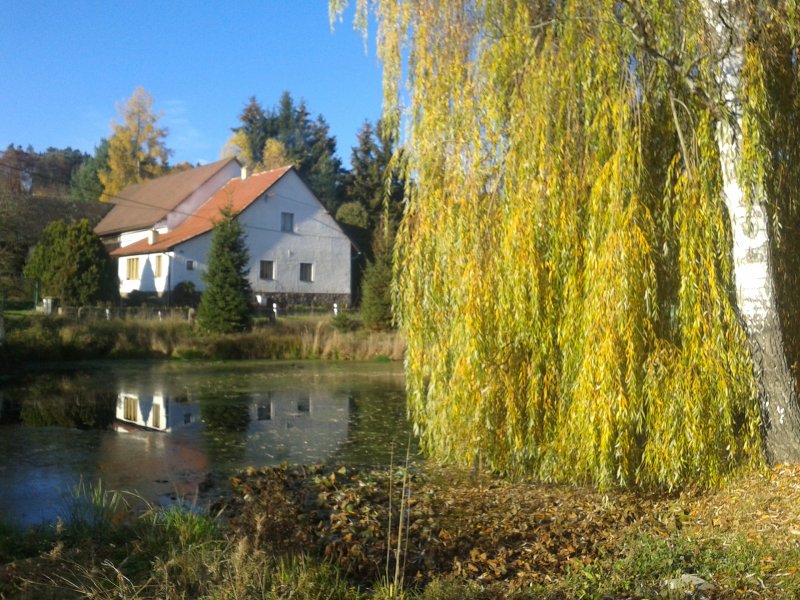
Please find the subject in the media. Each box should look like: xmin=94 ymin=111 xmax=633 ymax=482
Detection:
xmin=332 ymin=0 xmax=800 ymax=488
xmin=99 ymin=87 xmax=170 ymax=200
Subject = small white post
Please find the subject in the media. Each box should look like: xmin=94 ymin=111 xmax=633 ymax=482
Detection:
xmin=272 ymin=302 xmax=278 ymax=319
xmin=105 ymin=308 xmax=111 ymax=321
xmin=333 ymin=303 xmax=339 ymax=316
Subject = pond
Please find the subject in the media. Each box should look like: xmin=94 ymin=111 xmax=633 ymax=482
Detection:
xmin=0 ymin=360 xmax=412 ymax=527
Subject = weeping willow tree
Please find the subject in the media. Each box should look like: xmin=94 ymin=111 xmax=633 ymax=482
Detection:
xmin=332 ymin=0 xmax=800 ymax=488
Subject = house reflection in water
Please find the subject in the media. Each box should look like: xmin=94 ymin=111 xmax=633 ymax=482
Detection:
xmin=114 ymin=390 xmax=201 ymax=433
xmin=246 ymin=391 xmax=350 ymax=464
xmin=112 ymin=387 xmax=351 ymax=465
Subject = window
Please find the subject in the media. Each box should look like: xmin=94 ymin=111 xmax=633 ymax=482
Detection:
xmin=257 ymin=403 xmax=272 ymax=421
xmin=186 ymin=259 xmax=194 ymax=271
xmin=299 ymin=262 xmax=313 ymax=282
xmin=126 ymin=257 xmax=140 ymax=281
xmin=154 ymin=255 xmax=163 ymax=278
xmin=259 ymin=260 xmax=274 ymax=280
xmin=123 ymin=396 xmax=137 ymax=421
xmin=281 ymin=212 xmax=294 ymax=232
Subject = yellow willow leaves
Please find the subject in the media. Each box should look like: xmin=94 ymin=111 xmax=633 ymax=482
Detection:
xmin=336 ymin=0 xmax=765 ymax=488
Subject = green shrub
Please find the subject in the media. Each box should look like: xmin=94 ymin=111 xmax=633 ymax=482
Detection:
xmin=332 ymin=311 xmax=358 ymax=332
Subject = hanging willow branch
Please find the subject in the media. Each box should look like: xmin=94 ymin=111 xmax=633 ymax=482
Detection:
xmin=329 ymin=0 xmax=790 ymax=489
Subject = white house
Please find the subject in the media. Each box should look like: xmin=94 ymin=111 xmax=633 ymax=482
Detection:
xmin=95 ymin=159 xmax=353 ymax=306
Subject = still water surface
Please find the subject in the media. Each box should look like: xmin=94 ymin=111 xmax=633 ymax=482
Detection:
xmin=0 ymin=360 xmax=411 ymax=527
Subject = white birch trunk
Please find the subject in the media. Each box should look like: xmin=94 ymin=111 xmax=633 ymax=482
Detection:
xmin=701 ymin=0 xmax=800 ymax=463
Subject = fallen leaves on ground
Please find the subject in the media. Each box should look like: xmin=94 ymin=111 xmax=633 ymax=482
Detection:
xmin=220 ymin=464 xmax=671 ymax=590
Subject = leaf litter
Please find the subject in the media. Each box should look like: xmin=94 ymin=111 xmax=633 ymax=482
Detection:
xmin=218 ymin=463 xmax=800 ymax=596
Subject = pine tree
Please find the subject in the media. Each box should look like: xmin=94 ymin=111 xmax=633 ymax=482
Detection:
xmin=305 ymin=117 xmax=343 ymax=213
xmin=231 ymin=97 xmax=271 ymax=167
xmin=197 ymin=207 xmax=252 ymax=333
xmin=71 ymin=139 xmax=109 ymax=203
xmin=342 ymin=119 xmax=405 ymax=250
xmin=224 ymin=93 xmax=344 ymax=207
xmin=99 ymin=87 xmax=170 ymax=199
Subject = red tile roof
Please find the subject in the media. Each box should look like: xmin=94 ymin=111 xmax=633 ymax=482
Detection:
xmin=95 ymin=158 xmax=239 ymax=236
xmin=111 ymin=165 xmax=292 ymax=257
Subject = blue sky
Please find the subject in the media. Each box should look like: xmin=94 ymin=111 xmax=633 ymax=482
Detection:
xmin=0 ymin=1 xmax=384 ymax=167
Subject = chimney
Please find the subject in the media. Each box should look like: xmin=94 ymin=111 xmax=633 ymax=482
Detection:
xmin=148 ymin=230 xmax=159 ymax=245
xmin=241 ymin=165 xmax=248 ymax=180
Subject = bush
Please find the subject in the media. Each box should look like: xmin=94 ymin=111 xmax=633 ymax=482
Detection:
xmin=332 ymin=311 xmax=358 ymax=332
xmin=171 ymin=281 xmax=200 ymax=308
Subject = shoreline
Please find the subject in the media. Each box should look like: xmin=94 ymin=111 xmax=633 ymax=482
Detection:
xmin=3 ymin=462 xmax=800 ymax=598
xmin=0 ymin=313 xmax=406 ymax=373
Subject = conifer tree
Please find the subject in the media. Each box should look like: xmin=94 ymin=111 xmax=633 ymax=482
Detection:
xmin=71 ymin=139 xmax=109 ymax=203
xmin=230 ymin=97 xmax=271 ymax=167
xmin=225 ymin=93 xmax=344 ymax=209
xmin=197 ymin=207 xmax=252 ymax=333
xmin=99 ymin=87 xmax=170 ymax=199
xmin=342 ymin=119 xmax=405 ymax=252
xmin=360 ymin=216 xmax=395 ymax=330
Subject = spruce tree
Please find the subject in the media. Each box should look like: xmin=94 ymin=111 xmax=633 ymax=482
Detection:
xmin=71 ymin=139 xmax=109 ymax=203
xmin=197 ymin=207 xmax=252 ymax=333
xmin=225 ymin=92 xmax=344 ymax=208
xmin=360 ymin=217 xmax=394 ymax=331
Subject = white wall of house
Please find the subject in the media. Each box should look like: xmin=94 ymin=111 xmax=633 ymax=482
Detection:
xmin=241 ymin=173 xmax=351 ymax=297
xmin=168 ymin=172 xmax=351 ymax=298
xmin=119 ymin=226 xmax=168 ymax=249
xmin=170 ymin=236 xmax=211 ymax=291
xmin=118 ymin=251 xmax=172 ymax=296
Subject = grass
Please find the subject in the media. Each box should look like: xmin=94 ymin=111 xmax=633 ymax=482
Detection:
xmin=0 ymin=312 xmax=405 ymax=369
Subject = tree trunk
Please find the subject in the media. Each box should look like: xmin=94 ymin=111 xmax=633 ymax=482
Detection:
xmin=701 ymin=0 xmax=800 ymax=463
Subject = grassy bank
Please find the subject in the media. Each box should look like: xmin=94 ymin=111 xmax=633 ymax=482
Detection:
xmin=0 ymin=312 xmax=405 ymax=368
xmin=3 ymin=464 xmax=800 ymax=598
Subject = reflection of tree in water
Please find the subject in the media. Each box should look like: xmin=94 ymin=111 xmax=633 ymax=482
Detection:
xmin=200 ymin=392 xmax=251 ymax=464
xmin=334 ymin=383 xmax=414 ymax=467
xmin=5 ymin=373 xmax=116 ymax=429
xmin=0 ymin=390 xmax=21 ymax=425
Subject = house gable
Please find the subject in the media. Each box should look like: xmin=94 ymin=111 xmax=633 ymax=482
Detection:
xmin=237 ymin=170 xmax=353 ymax=297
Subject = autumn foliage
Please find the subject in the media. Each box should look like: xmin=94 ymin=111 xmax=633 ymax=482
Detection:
xmin=325 ymin=0 xmax=800 ymax=488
